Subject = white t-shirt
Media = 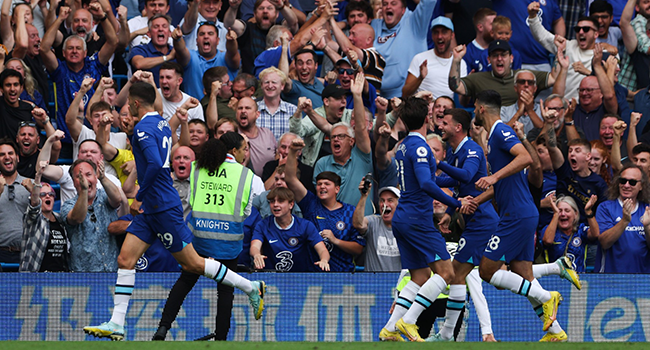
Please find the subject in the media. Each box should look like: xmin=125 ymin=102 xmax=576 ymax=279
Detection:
xmin=407 ymin=49 xmax=467 ymax=98
xmin=159 ymin=90 xmax=205 ymax=136
xmin=56 ymin=165 xmax=122 ymax=203
xmin=73 ymin=125 xmax=129 ymax=178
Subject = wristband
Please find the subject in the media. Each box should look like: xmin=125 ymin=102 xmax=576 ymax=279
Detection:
xmin=585 ymin=212 xmax=595 ymax=218
xmin=99 ymin=14 xmax=108 ymax=22
xmin=564 ymin=120 xmax=574 ymax=126
xmin=163 ymin=55 xmax=168 ymax=61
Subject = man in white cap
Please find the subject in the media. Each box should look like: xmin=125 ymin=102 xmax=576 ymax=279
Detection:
xmin=352 ymin=182 xmax=401 ymax=272
xmin=402 ymin=16 xmax=467 ymax=98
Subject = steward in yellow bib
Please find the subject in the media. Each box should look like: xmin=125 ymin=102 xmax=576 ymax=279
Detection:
xmin=155 ymin=132 xmax=257 ymax=341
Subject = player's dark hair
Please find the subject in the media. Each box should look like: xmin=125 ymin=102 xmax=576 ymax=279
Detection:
xmin=316 ymin=171 xmax=341 ymax=187
xmin=0 ymin=69 xmax=24 ymax=87
xmin=69 ymin=158 xmax=97 ymax=177
xmin=608 ymin=163 xmax=650 ymax=202
xmin=160 ymin=61 xmax=184 ymax=76
xmin=578 ymin=16 xmax=599 ymax=29
xmin=632 ymin=143 xmax=650 ymax=157
xmin=567 ymin=138 xmax=591 ymax=152
xmin=345 ymin=0 xmax=373 ymax=21
xmin=220 ymin=131 xmax=245 ymax=153
xmin=475 ymin=90 xmax=502 ymax=111
xmin=444 ymin=108 xmax=471 ymax=133
xmin=129 ymin=81 xmax=157 ymax=106
xmin=267 ymin=186 xmax=295 ymax=204
xmin=196 ymin=138 xmax=227 ymax=172
xmin=397 ymin=96 xmax=429 ymax=131
xmin=89 ymin=101 xmax=113 ymax=116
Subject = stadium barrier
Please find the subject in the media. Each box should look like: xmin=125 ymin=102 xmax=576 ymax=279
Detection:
xmin=2 ymin=272 xmax=649 ymax=342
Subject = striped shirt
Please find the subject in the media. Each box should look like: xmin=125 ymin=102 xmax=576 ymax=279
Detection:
xmin=257 ymin=99 xmax=297 ymax=141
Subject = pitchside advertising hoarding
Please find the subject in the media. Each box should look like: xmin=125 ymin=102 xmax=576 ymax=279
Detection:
xmin=2 ymin=273 xmax=649 ymax=341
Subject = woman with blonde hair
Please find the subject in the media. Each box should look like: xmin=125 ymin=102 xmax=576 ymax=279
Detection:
xmin=542 ymin=195 xmax=599 ymax=272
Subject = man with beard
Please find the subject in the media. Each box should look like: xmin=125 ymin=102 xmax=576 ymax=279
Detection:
xmin=173 ymin=22 xmax=240 ymax=100
xmin=40 ymin=5 xmax=118 ymax=148
xmin=280 ymin=48 xmax=325 ymax=108
xmin=403 ymin=16 xmax=466 ymax=98
xmin=528 ymin=4 xmax=616 ymax=100
xmin=0 ymin=139 xmax=30 ymax=264
xmin=129 ymin=14 xmax=175 ymax=87
xmin=236 ymin=97 xmax=276 ymax=176
xmin=449 ymin=40 xmax=555 ymax=107
xmin=226 ymin=0 xmax=298 ymax=74
xmin=16 ymin=121 xmax=61 ymax=179
xmin=353 ymin=184 xmax=401 ymax=272
xmin=370 ymin=0 xmax=436 ymax=98
xmin=290 ymin=84 xmax=350 ymax=167
xmin=158 ymin=62 xmax=205 ymax=135
xmin=462 ymin=8 xmax=496 ymax=73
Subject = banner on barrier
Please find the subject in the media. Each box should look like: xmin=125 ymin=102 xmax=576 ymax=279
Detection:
xmin=2 ymin=273 xmax=649 ymax=341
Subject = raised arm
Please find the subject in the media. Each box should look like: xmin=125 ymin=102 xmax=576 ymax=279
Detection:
xmin=0 ymin=0 xmax=15 ymax=50
xmin=552 ymin=38 xmax=569 ymax=96
xmin=278 ymin=32 xmax=292 ymax=93
xmin=181 ymin=0 xmax=200 ymax=34
xmin=542 ymin=195 xmax=559 ymax=246
xmin=563 ymin=98 xmax=580 ymax=143
xmin=171 ymin=27 xmax=190 ymax=68
xmin=539 ymin=102 xmax=566 ymax=170
xmin=224 ymin=0 xmax=246 ymax=37
xmin=66 ymin=77 xmax=95 ymax=142
xmin=620 ymin=0 xmax=638 ymax=55
xmin=592 ymin=44 xmax=618 ymax=114
xmin=96 ymin=161 xmax=123 ymax=209
xmin=286 ymin=138 xmax=308 ymax=202
xmin=224 ymin=28 xmax=241 ymax=71
xmin=352 ymin=180 xmax=370 ymax=234
xmin=298 ymin=97 xmax=332 ymax=135
xmin=41 ymin=6 xmax=72 ymax=72
xmin=67 ymin=172 xmax=90 ymax=225
xmin=351 ymin=73 xmax=370 ymax=154
xmin=96 ymin=113 xmax=119 ymax=160
xmin=38 ymin=130 xmax=66 ymax=181
xmin=205 ymin=80 xmax=222 ymax=130
xmin=610 ymin=120 xmax=627 ymax=172
xmin=527 ymin=1 xmax=559 ymax=54
xmin=90 ymin=0 xmax=119 ymax=66
xmin=374 ymin=123 xmax=393 ymax=171
xmin=449 ymin=45 xmax=467 ymax=96
xmin=116 ymin=5 xmax=130 ymax=51
xmin=328 ymin=15 xmax=362 ymax=60
xmin=628 ymin=112 xmax=641 ymax=152
xmin=12 ymin=6 xmax=30 ymax=58
xmin=516 ymin=121 xmax=543 ymax=189
xmin=272 ymin=0 xmax=298 ymax=34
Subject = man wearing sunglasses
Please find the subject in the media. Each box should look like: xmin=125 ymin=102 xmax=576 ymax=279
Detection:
xmin=0 ymin=139 xmax=30 ymax=265
xmin=528 ymin=2 xmax=618 ymax=100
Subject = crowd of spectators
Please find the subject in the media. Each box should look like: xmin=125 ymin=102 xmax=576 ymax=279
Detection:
xmin=1 ymin=0 xmax=650 ymax=274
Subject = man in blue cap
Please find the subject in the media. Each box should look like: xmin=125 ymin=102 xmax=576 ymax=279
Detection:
xmin=402 ymin=16 xmax=467 ymax=98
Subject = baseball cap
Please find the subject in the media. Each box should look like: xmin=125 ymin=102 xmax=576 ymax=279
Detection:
xmin=488 ymin=40 xmax=511 ymax=55
xmin=430 ymin=16 xmax=454 ymax=31
xmin=378 ymin=186 xmax=401 ymax=198
xmin=321 ymin=84 xmax=347 ymax=98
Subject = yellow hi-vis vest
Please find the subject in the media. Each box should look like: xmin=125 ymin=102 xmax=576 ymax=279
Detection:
xmin=189 ymin=160 xmax=253 ymax=259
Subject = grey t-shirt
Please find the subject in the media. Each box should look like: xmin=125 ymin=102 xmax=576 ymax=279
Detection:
xmin=362 ymin=215 xmax=401 ymax=272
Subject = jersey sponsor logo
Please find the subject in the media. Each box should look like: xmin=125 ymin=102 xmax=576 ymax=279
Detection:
xmin=336 ymin=221 xmax=346 ymax=231
xmin=377 ymin=32 xmax=397 ymax=44
xmin=468 ymin=149 xmax=477 ymax=155
xmin=416 ymin=146 xmax=428 ymax=157
xmin=288 ymin=237 xmax=299 ymax=247
xmin=417 ymin=158 xmax=427 ymax=163
xmin=137 ymin=131 xmax=145 ymax=138
xmin=269 ymin=239 xmax=279 ymax=244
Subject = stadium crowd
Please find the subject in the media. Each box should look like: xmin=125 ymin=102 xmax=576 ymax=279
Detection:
xmin=1 ymin=0 xmax=650 ymax=340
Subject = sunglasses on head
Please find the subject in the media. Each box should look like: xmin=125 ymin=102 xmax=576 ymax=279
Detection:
xmin=573 ymin=26 xmax=596 ymax=33
xmin=338 ymin=68 xmax=355 ymax=75
xmin=619 ymin=177 xmax=639 ymax=186
xmin=20 ymin=121 xmax=36 ymax=128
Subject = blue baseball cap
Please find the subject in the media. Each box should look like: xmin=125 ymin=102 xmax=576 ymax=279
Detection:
xmin=430 ymin=16 xmax=454 ymax=31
